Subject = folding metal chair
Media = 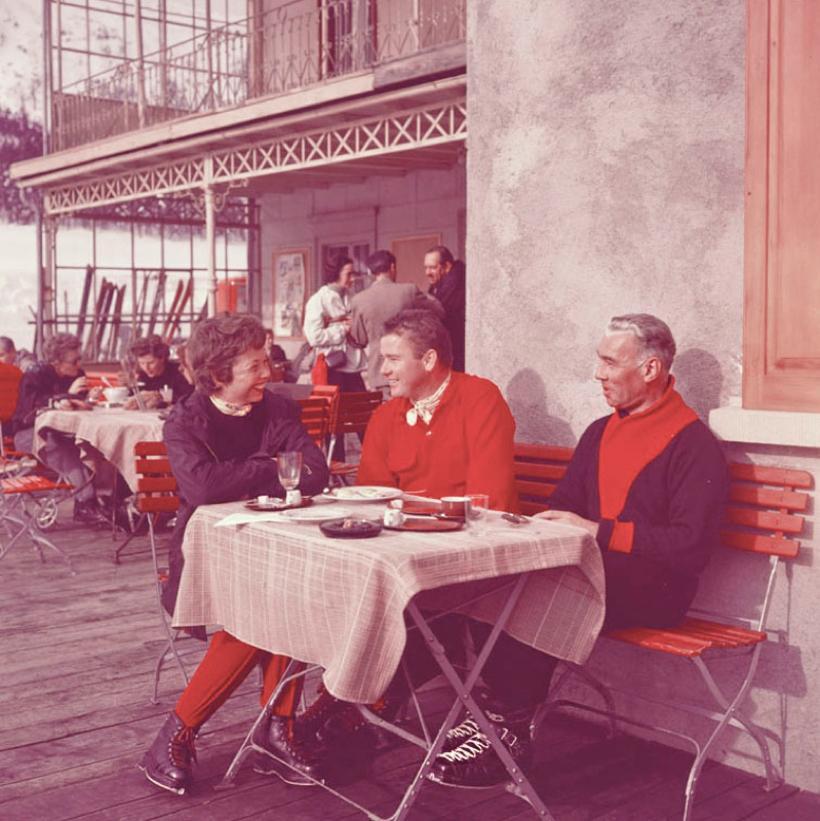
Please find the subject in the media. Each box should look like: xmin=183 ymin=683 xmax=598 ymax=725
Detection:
xmin=129 ymin=440 xmax=191 ymax=703
xmin=0 ymin=457 xmax=77 ymax=572
xmin=297 ymin=395 xmax=332 ymax=458
xmin=311 ymin=388 xmax=382 ymax=484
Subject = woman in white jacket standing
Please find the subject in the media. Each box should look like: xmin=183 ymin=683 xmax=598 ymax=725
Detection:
xmin=303 ymin=255 xmax=367 ymax=458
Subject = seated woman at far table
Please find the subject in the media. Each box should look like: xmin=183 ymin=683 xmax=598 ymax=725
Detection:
xmin=124 ymin=334 xmax=193 ymax=409
xmin=140 ymin=313 xmax=330 ymax=796
xmin=10 ymin=332 xmax=107 ymax=524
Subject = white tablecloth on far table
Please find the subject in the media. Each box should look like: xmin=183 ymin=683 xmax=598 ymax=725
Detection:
xmin=173 ymin=503 xmax=606 ymax=703
xmin=34 ymin=408 xmax=165 ymax=491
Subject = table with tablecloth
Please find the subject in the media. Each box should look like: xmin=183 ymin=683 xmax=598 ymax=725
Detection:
xmin=34 ymin=407 xmax=165 ymax=491
xmin=172 ymin=502 xmax=606 ymax=704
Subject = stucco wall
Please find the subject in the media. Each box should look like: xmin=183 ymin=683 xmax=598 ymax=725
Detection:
xmin=468 ymin=0 xmax=820 ymax=795
xmin=468 ymin=0 xmax=745 ymax=441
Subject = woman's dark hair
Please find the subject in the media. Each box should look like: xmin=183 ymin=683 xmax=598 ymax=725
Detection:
xmin=43 ymin=332 xmax=81 ymax=365
xmin=130 ymin=333 xmax=170 ymax=361
xmin=187 ymin=314 xmax=267 ymax=395
xmin=323 ymin=253 xmax=354 ymax=285
xmin=383 ymin=308 xmax=453 ymax=368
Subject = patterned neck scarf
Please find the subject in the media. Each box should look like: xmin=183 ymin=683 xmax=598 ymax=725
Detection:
xmin=210 ymin=394 xmax=253 ymax=417
xmin=406 ymin=373 xmax=452 ymax=427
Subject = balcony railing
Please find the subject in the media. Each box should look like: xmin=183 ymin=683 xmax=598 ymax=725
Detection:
xmin=49 ymin=0 xmax=466 ymax=153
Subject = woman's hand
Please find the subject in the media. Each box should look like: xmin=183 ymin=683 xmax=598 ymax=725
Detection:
xmin=68 ymin=376 xmax=88 ymax=394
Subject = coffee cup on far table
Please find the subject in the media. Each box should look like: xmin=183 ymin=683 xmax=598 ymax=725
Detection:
xmin=441 ymin=496 xmax=469 ymax=518
xmin=257 ymin=495 xmax=270 ymax=505
xmin=103 ymin=386 xmax=129 ymax=404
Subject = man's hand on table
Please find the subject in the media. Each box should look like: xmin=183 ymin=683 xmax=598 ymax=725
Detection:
xmin=535 ymin=509 xmax=598 ymax=536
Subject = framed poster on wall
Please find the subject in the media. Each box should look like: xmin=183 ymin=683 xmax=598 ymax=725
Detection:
xmin=272 ymin=248 xmax=308 ymax=339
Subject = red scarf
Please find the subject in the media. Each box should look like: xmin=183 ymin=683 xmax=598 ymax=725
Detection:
xmin=598 ymin=377 xmax=697 ymax=520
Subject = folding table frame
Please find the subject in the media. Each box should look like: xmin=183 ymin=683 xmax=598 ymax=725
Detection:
xmin=217 ymin=573 xmax=556 ymax=820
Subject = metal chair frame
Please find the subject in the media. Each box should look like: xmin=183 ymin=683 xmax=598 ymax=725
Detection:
xmin=129 ymin=440 xmax=192 ymax=703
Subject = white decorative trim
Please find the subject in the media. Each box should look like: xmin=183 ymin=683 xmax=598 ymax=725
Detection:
xmin=43 ymin=100 xmax=467 ymax=216
xmin=709 ymin=406 xmax=820 ymax=450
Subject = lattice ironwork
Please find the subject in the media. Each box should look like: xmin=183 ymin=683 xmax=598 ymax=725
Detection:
xmin=43 ymin=100 xmax=467 ymax=215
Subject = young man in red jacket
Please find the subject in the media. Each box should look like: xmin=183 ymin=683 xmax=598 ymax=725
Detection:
xmin=294 ymin=308 xmax=521 ymax=761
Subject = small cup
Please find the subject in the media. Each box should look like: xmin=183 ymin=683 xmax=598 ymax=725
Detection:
xmin=466 ymin=494 xmax=490 ymax=520
xmin=441 ymin=496 xmax=469 ymax=518
xmin=159 ymin=385 xmax=174 ymax=404
xmin=257 ymin=494 xmax=270 ymax=505
xmin=285 ymin=489 xmax=302 ymax=506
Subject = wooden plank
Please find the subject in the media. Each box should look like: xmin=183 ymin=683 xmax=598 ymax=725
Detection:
xmin=729 ymin=462 xmax=813 ymax=489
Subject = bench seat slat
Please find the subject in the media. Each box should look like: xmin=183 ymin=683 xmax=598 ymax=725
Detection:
xmin=725 ymin=505 xmax=804 ymax=534
xmin=514 ymin=443 xmax=574 ymax=462
xmin=720 ymin=530 xmax=800 ymax=558
xmin=513 ymin=463 xmax=569 ymax=482
xmin=606 ymin=617 xmax=767 ymax=657
xmin=515 ymin=480 xmax=558 ymax=498
xmin=729 ymin=463 xmax=813 ymax=489
xmin=729 ymin=484 xmax=809 ymax=511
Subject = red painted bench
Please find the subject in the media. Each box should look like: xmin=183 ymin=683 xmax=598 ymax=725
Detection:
xmin=513 ymin=442 xmax=811 ymax=820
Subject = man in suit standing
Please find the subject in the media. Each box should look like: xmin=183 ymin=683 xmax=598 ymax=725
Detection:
xmin=424 ymin=245 xmax=465 ymax=372
xmin=349 ymin=249 xmax=441 ymax=394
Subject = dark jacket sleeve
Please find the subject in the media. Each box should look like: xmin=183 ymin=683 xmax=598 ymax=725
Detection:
xmin=547 ymin=419 xmax=605 ymax=516
xmin=12 ymin=365 xmax=78 ymax=432
xmin=596 ymin=424 xmax=728 ymax=576
xmin=168 ymin=364 xmax=194 ymax=403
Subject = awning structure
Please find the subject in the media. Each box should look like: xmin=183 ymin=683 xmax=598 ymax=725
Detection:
xmin=13 ymin=76 xmax=466 ymax=216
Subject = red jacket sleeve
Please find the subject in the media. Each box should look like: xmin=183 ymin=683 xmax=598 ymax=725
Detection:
xmin=463 ymin=381 xmax=518 ymax=512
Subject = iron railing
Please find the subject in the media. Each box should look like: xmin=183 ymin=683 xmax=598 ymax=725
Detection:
xmin=50 ymin=0 xmax=466 ymax=153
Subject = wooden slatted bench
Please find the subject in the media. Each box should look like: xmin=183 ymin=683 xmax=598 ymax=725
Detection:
xmin=513 ymin=442 xmax=812 ymax=821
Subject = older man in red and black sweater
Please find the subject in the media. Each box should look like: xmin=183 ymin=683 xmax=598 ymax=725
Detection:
xmin=432 ymin=313 xmax=729 ymax=789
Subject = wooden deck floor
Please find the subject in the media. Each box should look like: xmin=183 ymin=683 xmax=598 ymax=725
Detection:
xmin=1 ymin=512 xmax=818 ymax=821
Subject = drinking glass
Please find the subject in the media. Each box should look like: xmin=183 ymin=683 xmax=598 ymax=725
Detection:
xmin=466 ymin=494 xmax=490 ymax=521
xmin=277 ymin=451 xmax=303 ymax=493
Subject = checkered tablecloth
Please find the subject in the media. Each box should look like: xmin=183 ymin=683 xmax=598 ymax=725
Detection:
xmin=172 ymin=503 xmax=606 ymax=703
xmin=34 ymin=408 xmax=165 ymax=491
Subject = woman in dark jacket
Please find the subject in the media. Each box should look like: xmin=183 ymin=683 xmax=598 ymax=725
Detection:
xmin=125 ymin=334 xmax=194 ymax=408
xmin=140 ymin=314 xmax=329 ymax=796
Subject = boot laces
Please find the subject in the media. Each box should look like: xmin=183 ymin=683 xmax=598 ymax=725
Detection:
xmin=439 ymin=733 xmax=491 ymax=763
xmin=446 ymin=716 xmax=480 ymax=742
xmin=169 ymin=725 xmax=198 ymax=767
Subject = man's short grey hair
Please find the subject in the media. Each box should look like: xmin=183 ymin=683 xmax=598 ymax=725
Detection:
xmin=606 ymin=313 xmax=676 ymax=371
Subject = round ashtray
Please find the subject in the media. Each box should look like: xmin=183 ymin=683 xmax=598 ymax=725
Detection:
xmin=319 ymin=517 xmax=383 ymax=539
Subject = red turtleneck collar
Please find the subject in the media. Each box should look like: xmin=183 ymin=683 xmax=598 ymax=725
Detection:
xmin=598 ymin=377 xmax=698 ymax=547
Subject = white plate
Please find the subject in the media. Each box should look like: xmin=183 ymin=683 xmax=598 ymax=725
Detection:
xmin=278 ymin=507 xmax=349 ymax=524
xmin=329 ymin=486 xmax=403 ymax=503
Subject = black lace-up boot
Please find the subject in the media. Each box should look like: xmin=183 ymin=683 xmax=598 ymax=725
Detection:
xmin=430 ymin=701 xmax=533 ymax=789
xmin=139 ymin=712 xmax=198 ymax=795
xmin=252 ymin=712 xmax=327 ymax=786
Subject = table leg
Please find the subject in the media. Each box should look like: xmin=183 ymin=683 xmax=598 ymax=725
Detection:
xmin=395 ymin=575 xmax=555 ymax=820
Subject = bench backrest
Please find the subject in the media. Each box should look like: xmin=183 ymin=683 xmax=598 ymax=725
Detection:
xmin=513 ymin=442 xmax=811 ymax=559
xmin=134 ymin=440 xmax=178 ymax=515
